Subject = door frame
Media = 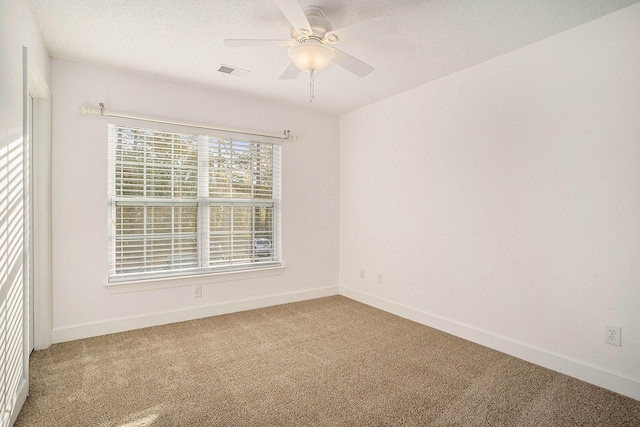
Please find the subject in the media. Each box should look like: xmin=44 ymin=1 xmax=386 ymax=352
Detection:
xmin=26 ymin=49 xmax=52 ymax=351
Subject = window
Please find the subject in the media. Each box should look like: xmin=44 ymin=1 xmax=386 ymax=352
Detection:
xmin=107 ymin=124 xmax=281 ymax=282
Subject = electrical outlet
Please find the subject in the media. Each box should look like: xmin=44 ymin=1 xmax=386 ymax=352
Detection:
xmin=605 ymin=324 xmax=621 ymax=346
xmin=377 ymin=273 xmax=383 ymax=284
xmin=360 ymin=269 xmax=365 ymax=279
xmin=194 ymin=285 xmax=202 ymax=298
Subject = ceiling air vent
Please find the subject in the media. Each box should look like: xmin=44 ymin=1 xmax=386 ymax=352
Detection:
xmin=218 ymin=65 xmax=249 ymax=78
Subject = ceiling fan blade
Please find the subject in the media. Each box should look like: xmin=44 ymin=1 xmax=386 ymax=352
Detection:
xmin=279 ymin=62 xmax=301 ymax=80
xmin=273 ymin=0 xmax=312 ymax=35
xmin=224 ymin=39 xmax=293 ymax=47
xmin=332 ymin=49 xmax=374 ymax=78
xmin=325 ymin=15 xmax=396 ymax=44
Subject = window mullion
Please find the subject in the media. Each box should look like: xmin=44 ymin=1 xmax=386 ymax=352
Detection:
xmin=251 ymin=142 xmax=255 ymax=200
xmin=198 ymin=135 xmax=210 ymax=269
xmin=171 ymin=203 xmax=175 ymax=264
xmin=143 ymin=133 xmax=147 ymax=198
xmin=251 ymin=201 xmax=256 ymax=249
xmin=143 ymin=204 xmax=148 ymax=270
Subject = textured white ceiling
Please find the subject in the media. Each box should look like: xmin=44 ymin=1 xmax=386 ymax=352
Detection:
xmin=26 ymin=0 xmax=640 ymax=115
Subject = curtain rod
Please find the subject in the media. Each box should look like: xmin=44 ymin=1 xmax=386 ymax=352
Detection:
xmin=79 ymin=103 xmax=296 ymax=141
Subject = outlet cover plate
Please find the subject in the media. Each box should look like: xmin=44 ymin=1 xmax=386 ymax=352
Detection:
xmin=605 ymin=324 xmax=621 ymax=346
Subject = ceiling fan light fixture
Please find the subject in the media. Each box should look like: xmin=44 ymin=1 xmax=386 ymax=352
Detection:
xmin=287 ymin=40 xmax=335 ymax=73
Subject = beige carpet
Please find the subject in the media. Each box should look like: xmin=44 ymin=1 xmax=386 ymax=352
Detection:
xmin=15 ymin=296 xmax=640 ymax=426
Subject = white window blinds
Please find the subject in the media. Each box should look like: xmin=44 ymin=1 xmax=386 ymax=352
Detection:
xmin=108 ymin=124 xmax=281 ymax=282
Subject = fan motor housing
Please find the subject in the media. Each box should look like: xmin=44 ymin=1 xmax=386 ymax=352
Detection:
xmin=291 ymin=6 xmax=332 ymax=40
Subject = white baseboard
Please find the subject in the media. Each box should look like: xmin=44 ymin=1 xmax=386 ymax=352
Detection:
xmin=52 ymin=286 xmax=338 ymax=344
xmin=339 ymin=285 xmax=640 ymax=402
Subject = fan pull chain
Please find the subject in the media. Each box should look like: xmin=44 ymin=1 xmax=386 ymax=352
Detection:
xmin=309 ymin=71 xmax=315 ymax=103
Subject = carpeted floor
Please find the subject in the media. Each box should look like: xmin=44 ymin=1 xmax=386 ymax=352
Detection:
xmin=15 ymin=296 xmax=640 ymax=426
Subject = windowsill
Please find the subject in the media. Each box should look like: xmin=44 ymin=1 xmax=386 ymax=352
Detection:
xmin=104 ymin=265 xmax=286 ymax=294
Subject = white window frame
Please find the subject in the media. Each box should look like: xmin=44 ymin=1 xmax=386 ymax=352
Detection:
xmin=107 ymin=123 xmax=281 ymax=283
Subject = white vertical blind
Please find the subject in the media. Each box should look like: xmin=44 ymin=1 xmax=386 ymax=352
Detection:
xmin=108 ymin=124 xmax=281 ymax=282
xmin=0 ymin=135 xmax=27 ymax=426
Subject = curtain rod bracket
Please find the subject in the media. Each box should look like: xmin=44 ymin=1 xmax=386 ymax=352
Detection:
xmin=99 ymin=102 xmax=105 ymax=116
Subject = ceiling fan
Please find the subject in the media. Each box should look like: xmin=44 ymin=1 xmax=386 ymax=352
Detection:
xmin=224 ymin=0 xmax=396 ymax=99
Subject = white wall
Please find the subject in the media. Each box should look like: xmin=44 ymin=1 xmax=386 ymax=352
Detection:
xmin=0 ymin=0 xmax=49 ymax=137
xmin=50 ymin=59 xmax=339 ymax=341
xmin=339 ymin=4 xmax=640 ymax=400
